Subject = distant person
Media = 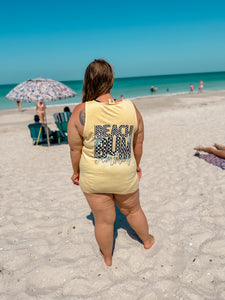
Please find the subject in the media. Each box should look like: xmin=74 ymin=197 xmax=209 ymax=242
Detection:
xmin=34 ymin=114 xmax=40 ymax=123
xmin=190 ymin=84 xmax=194 ymax=92
xmin=36 ymin=101 xmax=46 ymax=123
xmin=166 ymin=88 xmax=169 ymax=92
xmin=194 ymin=143 xmax=225 ymax=159
xmin=16 ymin=101 xmax=22 ymax=112
xmin=64 ymin=106 xmax=71 ymax=112
xmin=53 ymin=106 xmax=72 ymax=124
xmin=199 ymin=80 xmax=203 ymax=92
xmin=150 ymin=86 xmax=157 ymax=93
xmin=120 ymin=94 xmax=124 ymax=99
xmin=32 ymin=114 xmax=53 ymax=137
xmin=63 ymin=106 xmax=72 ymax=121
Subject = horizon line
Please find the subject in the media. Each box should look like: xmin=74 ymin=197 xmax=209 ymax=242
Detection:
xmin=1 ymin=70 xmax=225 ymax=87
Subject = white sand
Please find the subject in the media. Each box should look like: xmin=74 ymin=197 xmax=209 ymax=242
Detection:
xmin=1 ymin=91 xmax=225 ymax=299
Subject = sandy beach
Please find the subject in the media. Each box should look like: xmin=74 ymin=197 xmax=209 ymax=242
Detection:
xmin=1 ymin=90 xmax=225 ymax=299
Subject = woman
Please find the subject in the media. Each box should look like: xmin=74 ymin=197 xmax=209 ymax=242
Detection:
xmin=68 ymin=59 xmax=154 ymax=266
xmin=36 ymin=101 xmax=46 ymax=123
xmin=198 ymin=79 xmax=203 ymax=92
xmin=194 ymin=143 xmax=225 ymax=159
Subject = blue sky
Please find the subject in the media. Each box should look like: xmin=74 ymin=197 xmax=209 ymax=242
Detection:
xmin=0 ymin=0 xmax=225 ymax=84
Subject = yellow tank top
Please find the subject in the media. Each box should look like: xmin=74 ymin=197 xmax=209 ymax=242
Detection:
xmin=79 ymin=99 xmax=139 ymax=194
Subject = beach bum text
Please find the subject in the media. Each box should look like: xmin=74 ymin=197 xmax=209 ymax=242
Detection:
xmin=94 ymin=124 xmax=134 ymax=164
xmin=95 ymin=156 xmax=131 ymax=169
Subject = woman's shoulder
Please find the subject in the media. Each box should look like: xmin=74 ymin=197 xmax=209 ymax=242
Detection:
xmin=72 ymin=102 xmax=85 ymax=113
xmin=69 ymin=102 xmax=86 ymax=129
xmin=70 ymin=103 xmax=84 ymax=121
xmin=120 ymin=99 xmax=134 ymax=107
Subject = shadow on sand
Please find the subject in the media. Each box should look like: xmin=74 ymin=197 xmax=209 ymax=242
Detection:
xmin=87 ymin=204 xmax=142 ymax=254
xmin=34 ymin=139 xmax=68 ymax=147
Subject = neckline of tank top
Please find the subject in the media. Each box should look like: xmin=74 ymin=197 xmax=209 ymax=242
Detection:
xmin=94 ymin=98 xmax=117 ymax=103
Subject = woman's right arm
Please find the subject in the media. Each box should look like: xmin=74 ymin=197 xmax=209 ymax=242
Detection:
xmin=133 ymin=105 xmax=144 ymax=180
xmin=67 ymin=104 xmax=84 ymax=185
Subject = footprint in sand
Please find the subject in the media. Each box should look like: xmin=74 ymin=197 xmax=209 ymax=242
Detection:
xmin=201 ymin=238 xmax=225 ymax=256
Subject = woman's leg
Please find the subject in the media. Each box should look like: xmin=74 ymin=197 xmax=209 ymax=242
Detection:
xmin=114 ymin=190 xmax=154 ymax=249
xmin=84 ymin=193 xmax=115 ymax=266
xmin=214 ymin=143 xmax=225 ymax=150
xmin=38 ymin=111 xmax=45 ymax=123
xmin=194 ymin=146 xmax=225 ymax=159
xmin=17 ymin=101 xmax=22 ymax=112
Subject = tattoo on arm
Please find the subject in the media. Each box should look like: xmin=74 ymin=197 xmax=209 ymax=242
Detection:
xmin=79 ymin=109 xmax=85 ymax=126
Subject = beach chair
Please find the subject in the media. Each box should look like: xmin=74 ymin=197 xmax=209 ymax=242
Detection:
xmin=53 ymin=112 xmax=72 ymax=141
xmin=28 ymin=123 xmax=47 ymax=144
xmin=28 ymin=123 xmax=63 ymax=145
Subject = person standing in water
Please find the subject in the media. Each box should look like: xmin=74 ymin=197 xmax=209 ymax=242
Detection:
xmin=199 ymin=80 xmax=203 ymax=92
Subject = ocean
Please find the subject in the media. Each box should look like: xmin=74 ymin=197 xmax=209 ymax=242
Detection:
xmin=0 ymin=71 xmax=224 ymax=111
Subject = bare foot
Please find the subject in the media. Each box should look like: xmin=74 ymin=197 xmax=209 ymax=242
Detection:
xmin=194 ymin=146 xmax=205 ymax=151
xmin=100 ymin=249 xmax=112 ymax=266
xmin=214 ymin=143 xmax=225 ymax=150
xmin=143 ymin=234 xmax=155 ymax=249
xmin=194 ymin=146 xmax=213 ymax=153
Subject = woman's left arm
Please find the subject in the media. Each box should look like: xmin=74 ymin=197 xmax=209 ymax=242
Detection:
xmin=67 ymin=105 xmax=83 ymax=185
xmin=133 ymin=104 xmax=144 ymax=180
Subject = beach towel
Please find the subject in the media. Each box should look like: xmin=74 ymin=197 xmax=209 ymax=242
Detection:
xmin=194 ymin=152 xmax=225 ymax=170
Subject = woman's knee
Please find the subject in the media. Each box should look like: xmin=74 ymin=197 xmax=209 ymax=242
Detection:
xmin=114 ymin=190 xmax=140 ymax=216
xmin=105 ymin=211 xmax=116 ymax=224
xmin=95 ymin=208 xmax=116 ymax=225
xmin=90 ymin=199 xmax=116 ymax=224
xmin=119 ymin=204 xmax=140 ymax=217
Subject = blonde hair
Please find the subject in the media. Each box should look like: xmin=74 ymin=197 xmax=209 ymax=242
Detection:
xmin=82 ymin=59 xmax=114 ymax=102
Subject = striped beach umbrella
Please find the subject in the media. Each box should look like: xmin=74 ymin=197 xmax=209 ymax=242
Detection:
xmin=6 ymin=77 xmax=77 ymax=102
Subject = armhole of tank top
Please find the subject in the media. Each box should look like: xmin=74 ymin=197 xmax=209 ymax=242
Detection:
xmin=128 ymin=100 xmax=138 ymax=132
xmin=82 ymin=102 xmax=88 ymax=138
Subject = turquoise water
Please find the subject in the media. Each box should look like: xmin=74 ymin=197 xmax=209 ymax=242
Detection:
xmin=0 ymin=71 xmax=225 ymax=110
